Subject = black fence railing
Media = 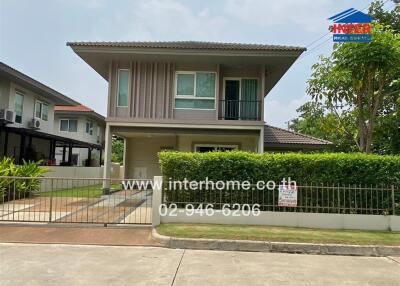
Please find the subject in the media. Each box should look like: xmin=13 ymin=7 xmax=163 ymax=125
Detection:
xmin=219 ymin=100 xmax=261 ymax=120
xmin=163 ymin=184 xmax=399 ymax=215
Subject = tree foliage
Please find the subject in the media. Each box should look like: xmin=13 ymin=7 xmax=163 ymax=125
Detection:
xmin=292 ymin=1 xmax=400 ymax=154
xmin=111 ymin=136 xmax=124 ymax=164
xmin=289 ymin=102 xmax=358 ymax=152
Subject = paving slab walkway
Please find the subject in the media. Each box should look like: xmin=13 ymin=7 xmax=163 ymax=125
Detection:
xmin=0 ymin=224 xmax=160 ymax=246
xmin=0 ymin=243 xmax=399 ymax=286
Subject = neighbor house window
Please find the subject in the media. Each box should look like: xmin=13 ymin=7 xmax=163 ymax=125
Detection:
xmin=35 ymin=100 xmax=49 ymax=121
xmin=86 ymin=121 xmax=94 ymax=135
xmin=117 ymin=69 xmax=129 ymax=107
xmin=60 ymin=119 xmax=77 ymax=132
xmin=175 ymin=72 xmax=216 ymax=109
xmin=60 ymin=119 xmax=78 ymax=132
xmin=14 ymin=92 xmax=24 ymax=123
xmin=194 ymin=144 xmax=238 ymax=152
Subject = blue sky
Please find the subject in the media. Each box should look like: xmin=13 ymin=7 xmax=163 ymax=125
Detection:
xmin=0 ymin=0 xmax=391 ymax=128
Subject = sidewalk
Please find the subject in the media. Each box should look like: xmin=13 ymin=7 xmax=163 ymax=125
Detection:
xmin=0 ymin=224 xmax=160 ymax=246
xmin=0 ymin=243 xmax=399 ymax=285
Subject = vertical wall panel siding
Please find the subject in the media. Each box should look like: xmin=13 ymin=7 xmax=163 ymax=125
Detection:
xmin=112 ymin=61 xmax=175 ymax=119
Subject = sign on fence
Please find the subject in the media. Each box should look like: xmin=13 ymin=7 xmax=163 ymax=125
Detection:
xmin=278 ymin=184 xmax=298 ymax=207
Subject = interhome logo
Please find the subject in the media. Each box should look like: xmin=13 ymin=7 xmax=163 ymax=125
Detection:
xmin=328 ymin=8 xmax=373 ymax=42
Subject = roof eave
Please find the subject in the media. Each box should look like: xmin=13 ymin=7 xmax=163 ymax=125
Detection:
xmin=54 ymin=110 xmax=105 ymax=122
xmin=0 ymin=62 xmax=79 ymax=106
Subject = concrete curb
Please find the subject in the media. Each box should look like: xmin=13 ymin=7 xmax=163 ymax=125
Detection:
xmin=151 ymin=228 xmax=400 ymax=257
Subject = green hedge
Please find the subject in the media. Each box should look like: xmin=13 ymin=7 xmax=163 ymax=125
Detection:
xmin=159 ymin=151 xmax=400 ymax=185
xmin=159 ymin=151 xmax=400 ymax=214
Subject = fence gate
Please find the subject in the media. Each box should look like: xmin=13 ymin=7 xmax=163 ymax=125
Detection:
xmin=0 ymin=177 xmax=153 ymax=225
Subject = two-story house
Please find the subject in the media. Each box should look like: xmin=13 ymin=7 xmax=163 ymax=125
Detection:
xmin=67 ymin=41 xmax=330 ymax=183
xmin=0 ymin=62 xmax=104 ymax=166
xmin=53 ymin=105 xmax=105 ymax=166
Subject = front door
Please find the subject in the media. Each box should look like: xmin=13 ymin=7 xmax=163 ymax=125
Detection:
xmin=224 ymin=80 xmax=240 ymax=120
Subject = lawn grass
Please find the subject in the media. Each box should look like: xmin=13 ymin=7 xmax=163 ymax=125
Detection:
xmin=157 ymin=223 xmax=400 ymax=246
xmin=37 ymin=183 xmax=121 ymax=198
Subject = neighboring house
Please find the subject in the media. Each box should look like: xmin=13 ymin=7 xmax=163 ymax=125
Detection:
xmin=53 ymin=105 xmax=105 ymax=166
xmin=0 ymin=62 xmax=104 ymax=166
xmin=263 ymin=125 xmax=331 ymax=152
xmin=67 ymin=41 xmax=330 ymax=182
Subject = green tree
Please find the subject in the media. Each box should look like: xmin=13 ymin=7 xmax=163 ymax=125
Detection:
xmin=111 ymin=136 xmax=124 ymax=164
xmin=291 ymin=1 xmax=400 ymax=153
xmin=289 ymin=102 xmax=358 ymax=152
xmin=307 ymin=24 xmax=399 ymax=153
xmin=369 ymin=0 xmax=400 ymax=32
xmin=368 ymin=1 xmax=400 ymax=154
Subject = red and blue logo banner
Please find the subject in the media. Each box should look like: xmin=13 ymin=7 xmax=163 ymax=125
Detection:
xmin=328 ymin=8 xmax=373 ymax=42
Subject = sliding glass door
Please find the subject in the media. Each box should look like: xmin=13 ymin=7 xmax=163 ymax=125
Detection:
xmin=223 ymin=78 xmax=258 ymax=120
xmin=224 ymin=80 xmax=240 ymax=120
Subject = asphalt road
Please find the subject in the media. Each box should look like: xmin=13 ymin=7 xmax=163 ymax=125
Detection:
xmin=0 ymin=243 xmax=399 ymax=286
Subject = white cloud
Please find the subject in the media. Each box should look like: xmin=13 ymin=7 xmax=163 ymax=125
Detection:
xmin=116 ymin=0 xmax=228 ymax=41
xmin=224 ymin=0 xmax=333 ymax=32
xmin=264 ymin=94 xmax=309 ymax=128
xmin=55 ymin=0 xmax=106 ymax=9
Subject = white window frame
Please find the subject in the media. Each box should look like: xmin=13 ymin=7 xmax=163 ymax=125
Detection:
xmin=14 ymin=91 xmax=24 ymax=124
xmin=59 ymin=119 xmax=77 ymax=132
xmin=222 ymin=77 xmax=259 ymax=119
xmin=174 ymin=71 xmax=217 ymax=110
xmin=117 ymin=69 xmax=130 ymax=108
xmin=194 ymin=144 xmax=239 ymax=152
xmin=35 ymin=100 xmax=49 ymax=121
xmin=86 ymin=121 xmax=94 ymax=135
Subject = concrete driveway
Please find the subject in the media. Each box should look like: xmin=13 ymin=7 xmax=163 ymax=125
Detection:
xmin=0 ymin=243 xmax=399 ymax=286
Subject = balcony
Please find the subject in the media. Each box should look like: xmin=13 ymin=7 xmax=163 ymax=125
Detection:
xmin=218 ymin=100 xmax=261 ymax=121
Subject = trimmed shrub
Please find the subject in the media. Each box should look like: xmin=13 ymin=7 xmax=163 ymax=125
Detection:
xmin=159 ymin=151 xmax=400 ymax=185
xmin=159 ymin=151 xmax=400 ymax=214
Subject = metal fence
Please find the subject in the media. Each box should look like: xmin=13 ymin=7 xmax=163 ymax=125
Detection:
xmin=164 ymin=184 xmax=399 ymax=215
xmin=0 ymin=176 xmax=153 ymax=224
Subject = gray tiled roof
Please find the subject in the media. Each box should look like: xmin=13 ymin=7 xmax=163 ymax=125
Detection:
xmin=264 ymin=125 xmax=331 ymax=145
xmin=67 ymin=41 xmax=306 ymax=52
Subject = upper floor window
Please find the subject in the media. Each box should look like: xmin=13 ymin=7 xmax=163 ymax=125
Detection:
xmin=14 ymin=92 xmax=24 ymax=124
xmin=35 ymin=100 xmax=48 ymax=121
xmin=175 ymin=72 xmax=216 ymax=110
xmin=86 ymin=121 xmax=94 ymax=135
xmin=60 ymin=119 xmax=77 ymax=132
xmin=117 ymin=69 xmax=129 ymax=107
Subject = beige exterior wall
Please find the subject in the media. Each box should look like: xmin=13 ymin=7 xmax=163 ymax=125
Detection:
xmin=125 ymin=136 xmax=177 ymax=179
xmin=41 ymin=166 xmax=104 ymax=191
xmin=124 ymin=134 xmax=258 ymax=178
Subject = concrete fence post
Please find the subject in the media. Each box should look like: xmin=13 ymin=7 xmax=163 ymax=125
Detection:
xmin=152 ymin=176 xmax=163 ymax=227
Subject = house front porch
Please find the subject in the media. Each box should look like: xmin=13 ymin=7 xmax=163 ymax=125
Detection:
xmin=104 ymin=123 xmax=263 ymax=181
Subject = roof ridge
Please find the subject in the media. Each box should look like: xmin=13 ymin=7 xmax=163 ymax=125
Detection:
xmin=264 ymin=124 xmax=332 ymax=144
xmin=66 ymin=41 xmax=306 ymax=51
xmin=54 ymin=105 xmax=105 ymax=121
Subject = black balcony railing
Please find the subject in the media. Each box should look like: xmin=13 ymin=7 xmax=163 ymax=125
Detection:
xmin=219 ymin=100 xmax=261 ymax=120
